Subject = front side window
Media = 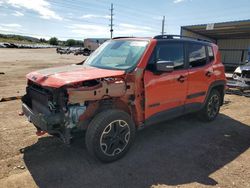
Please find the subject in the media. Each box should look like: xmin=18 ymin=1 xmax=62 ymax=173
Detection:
xmin=188 ymin=44 xmax=207 ymax=68
xmin=155 ymin=43 xmax=184 ymax=70
xmin=84 ymin=40 xmax=148 ymax=70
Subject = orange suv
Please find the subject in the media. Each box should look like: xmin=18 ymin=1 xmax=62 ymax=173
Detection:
xmin=21 ymin=35 xmax=226 ymax=162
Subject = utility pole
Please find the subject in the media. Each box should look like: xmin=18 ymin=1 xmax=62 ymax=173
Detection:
xmin=161 ymin=16 xmax=165 ymax=35
xmin=110 ymin=3 xmax=114 ymax=39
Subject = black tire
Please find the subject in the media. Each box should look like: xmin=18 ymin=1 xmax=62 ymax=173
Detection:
xmin=85 ymin=109 xmax=136 ymax=163
xmin=199 ymin=89 xmax=221 ymax=122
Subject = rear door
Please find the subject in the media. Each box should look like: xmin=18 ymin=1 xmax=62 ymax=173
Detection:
xmin=144 ymin=41 xmax=188 ymax=122
xmin=185 ymin=43 xmax=214 ymax=109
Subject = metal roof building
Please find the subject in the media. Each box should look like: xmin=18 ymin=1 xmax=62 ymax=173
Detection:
xmin=181 ymin=20 xmax=250 ymax=69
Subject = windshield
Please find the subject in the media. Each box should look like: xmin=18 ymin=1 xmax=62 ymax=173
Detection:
xmin=84 ymin=40 xmax=148 ymax=70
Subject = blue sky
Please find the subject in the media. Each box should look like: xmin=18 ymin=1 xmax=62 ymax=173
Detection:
xmin=0 ymin=0 xmax=249 ymax=40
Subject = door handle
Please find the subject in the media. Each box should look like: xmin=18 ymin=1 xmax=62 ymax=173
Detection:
xmin=205 ymin=71 xmax=213 ymax=77
xmin=177 ymin=75 xmax=186 ymax=83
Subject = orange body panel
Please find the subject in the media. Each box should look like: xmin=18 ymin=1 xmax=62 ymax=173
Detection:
xmin=185 ymin=64 xmax=213 ymax=104
xmin=142 ymin=42 xmax=226 ymax=122
xmin=26 ymin=65 xmax=125 ymax=88
xmin=144 ymin=69 xmax=188 ymax=119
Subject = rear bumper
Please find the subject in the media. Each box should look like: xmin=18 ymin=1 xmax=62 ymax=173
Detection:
xmin=22 ymin=103 xmax=63 ymax=131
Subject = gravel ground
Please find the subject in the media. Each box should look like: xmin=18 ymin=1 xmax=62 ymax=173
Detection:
xmin=0 ymin=49 xmax=249 ymax=188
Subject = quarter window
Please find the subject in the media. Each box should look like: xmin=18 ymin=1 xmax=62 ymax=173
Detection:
xmin=188 ymin=44 xmax=207 ymax=68
xmin=207 ymin=46 xmax=215 ymax=62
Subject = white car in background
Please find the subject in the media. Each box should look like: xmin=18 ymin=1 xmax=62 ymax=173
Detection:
xmin=231 ymin=61 xmax=250 ymax=90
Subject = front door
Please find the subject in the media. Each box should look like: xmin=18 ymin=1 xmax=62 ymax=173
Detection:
xmin=144 ymin=41 xmax=188 ymax=122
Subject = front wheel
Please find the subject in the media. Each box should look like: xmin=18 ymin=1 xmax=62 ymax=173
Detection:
xmin=199 ymin=89 xmax=221 ymax=122
xmin=85 ymin=110 xmax=136 ymax=162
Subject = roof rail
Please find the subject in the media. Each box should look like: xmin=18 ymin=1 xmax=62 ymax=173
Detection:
xmin=112 ymin=36 xmax=135 ymax=39
xmin=153 ymin=35 xmax=211 ymax=43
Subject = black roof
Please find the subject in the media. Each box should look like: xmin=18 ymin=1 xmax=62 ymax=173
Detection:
xmin=153 ymin=35 xmax=213 ymax=45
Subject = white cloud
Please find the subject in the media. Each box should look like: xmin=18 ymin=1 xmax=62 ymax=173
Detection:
xmin=3 ymin=0 xmax=62 ymax=20
xmin=68 ymin=22 xmax=156 ymax=38
xmin=0 ymin=23 xmax=22 ymax=32
xmin=1 ymin=23 xmax=22 ymax=27
xmin=68 ymin=24 xmax=110 ymax=37
xmin=12 ymin=10 xmax=24 ymax=16
xmin=116 ymin=23 xmax=155 ymax=36
xmin=119 ymin=23 xmax=152 ymax=31
xmin=80 ymin=14 xmax=110 ymax=19
xmin=173 ymin=0 xmax=186 ymax=3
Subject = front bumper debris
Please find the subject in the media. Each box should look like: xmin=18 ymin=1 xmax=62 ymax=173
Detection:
xmin=22 ymin=103 xmax=63 ymax=131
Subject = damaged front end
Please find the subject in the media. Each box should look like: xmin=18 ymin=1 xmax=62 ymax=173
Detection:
xmin=228 ymin=66 xmax=250 ymax=90
xmin=22 ymin=77 xmax=133 ymax=144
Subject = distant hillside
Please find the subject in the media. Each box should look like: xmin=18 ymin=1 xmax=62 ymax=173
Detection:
xmin=0 ymin=33 xmax=43 ymax=44
xmin=0 ymin=33 xmax=84 ymax=47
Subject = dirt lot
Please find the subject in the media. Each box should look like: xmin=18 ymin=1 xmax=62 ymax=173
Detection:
xmin=0 ymin=48 xmax=249 ymax=188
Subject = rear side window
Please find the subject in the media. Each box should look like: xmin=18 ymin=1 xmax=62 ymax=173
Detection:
xmin=156 ymin=43 xmax=184 ymax=70
xmin=188 ymin=44 xmax=207 ymax=68
xmin=207 ymin=46 xmax=215 ymax=62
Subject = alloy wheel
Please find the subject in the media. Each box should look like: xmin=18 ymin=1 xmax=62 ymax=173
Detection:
xmin=207 ymin=94 xmax=220 ymax=118
xmin=100 ymin=120 xmax=130 ymax=156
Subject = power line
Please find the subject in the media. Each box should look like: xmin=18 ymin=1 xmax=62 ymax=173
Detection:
xmin=50 ymin=1 xmax=109 ymax=14
xmin=0 ymin=8 xmax=109 ymax=26
xmin=50 ymin=1 xmax=161 ymax=28
xmin=96 ymin=0 xmax=158 ymax=18
xmin=50 ymin=0 xmax=165 ymax=27
xmin=1 ymin=1 xmax=249 ymax=39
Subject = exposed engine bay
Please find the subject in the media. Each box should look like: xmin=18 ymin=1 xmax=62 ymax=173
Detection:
xmin=22 ymin=77 xmax=134 ymax=144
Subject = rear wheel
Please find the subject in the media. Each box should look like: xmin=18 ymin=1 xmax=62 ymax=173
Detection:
xmin=85 ymin=109 xmax=135 ymax=162
xmin=199 ymin=89 xmax=221 ymax=122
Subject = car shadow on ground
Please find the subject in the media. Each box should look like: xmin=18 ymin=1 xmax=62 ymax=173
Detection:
xmin=23 ymin=114 xmax=250 ymax=188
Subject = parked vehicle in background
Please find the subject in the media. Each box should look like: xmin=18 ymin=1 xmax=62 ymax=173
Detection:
xmin=229 ymin=47 xmax=250 ymax=90
xmin=21 ymin=35 xmax=226 ymax=162
xmin=56 ymin=47 xmax=92 ymax=56
xmin=74 ymin=48 xmax=91 ymax=56
xmin=83 ymin=38 xmax=108 ymax=51
xmin=56 ymin=47 xmax=71 ymax=54
xmin=56 ymin=38 xmax=108 ymax=56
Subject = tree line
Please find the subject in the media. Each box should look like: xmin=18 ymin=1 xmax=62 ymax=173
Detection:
xmin=48 ymin=37 xmax=84 ymax=47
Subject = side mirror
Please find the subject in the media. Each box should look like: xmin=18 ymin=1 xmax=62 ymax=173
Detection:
xmin=156 ymin=60 xmax=174 ymax=72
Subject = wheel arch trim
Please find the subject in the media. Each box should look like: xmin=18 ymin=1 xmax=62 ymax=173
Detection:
xmin=204 ymin=80 xmax=226 ymax=106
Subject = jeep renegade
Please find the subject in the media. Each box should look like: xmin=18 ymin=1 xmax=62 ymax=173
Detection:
xmin=21 ymin=35 xmax=226 ymax=162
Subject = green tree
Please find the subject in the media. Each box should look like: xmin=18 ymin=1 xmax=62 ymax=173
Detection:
xmin=39 ymin=38 xmax=47 ymax=43
xmin=66 ymin=39 xmax=76 ymax=46
xmin=49 ymin=37 xmax=58 ymax=45
xmin=75 ymin=40 xmax=83 ymax=47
